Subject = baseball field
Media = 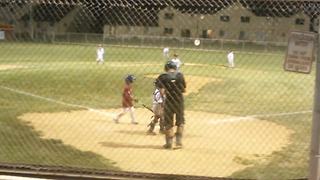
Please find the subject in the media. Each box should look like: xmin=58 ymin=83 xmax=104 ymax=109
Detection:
xmin=0 ymin=42 xmax=314 ymax=179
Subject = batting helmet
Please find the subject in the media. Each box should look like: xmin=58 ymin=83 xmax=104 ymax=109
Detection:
xmin=125 ymin=74 xmax=136 ymax=83
xmin=154 ymin=78 xmax=161 ymax=88
xmin=164 ymin=60 xmax=177 ymax=71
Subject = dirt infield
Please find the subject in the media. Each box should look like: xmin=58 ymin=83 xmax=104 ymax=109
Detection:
xmin=19 ymin=109 xmax=292 ymax=177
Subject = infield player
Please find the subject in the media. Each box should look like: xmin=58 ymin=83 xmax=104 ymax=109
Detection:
xmin=171 ymin=53 xmax=183 ymax=71
xmin=113 ymin=75 xmax=138 ymax=125
xmin=96 ymin=44 xmax=105 ymax=64
xmin=157 ymin=61 xmax=186 ymax=149
xmin=147 ymin=79 xmax=165 ymax=135
xmin=163 ymin=47 xmax=170 ymax=60
xmin=227 ymin=50 xmax=235 ymax=68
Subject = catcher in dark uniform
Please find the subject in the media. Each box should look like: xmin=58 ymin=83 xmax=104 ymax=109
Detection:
xmin=157 ymin=61 xmax=186 ymax=149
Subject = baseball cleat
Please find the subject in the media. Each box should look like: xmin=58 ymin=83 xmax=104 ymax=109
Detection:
xmin=175 ymin=143 xmax=183 ymax=149
xmin=163 ymin=144 xmax=173 ymax=150
xmin=146 ymin=131 xmax=156 ymax=135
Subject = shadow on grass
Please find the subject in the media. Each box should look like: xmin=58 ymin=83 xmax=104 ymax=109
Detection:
xmin=0 ymin=107 xmax=120 ymax=171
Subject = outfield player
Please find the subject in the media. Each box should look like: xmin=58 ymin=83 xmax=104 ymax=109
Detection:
xmin=147 ymin=79 xmax=165 ymax=135
xmin=157 ymin=61 xmax=186 ymax=149
xmin=171 ymin=53 xmax=183 ymax=71
xmin=163 ymin=47 xmax=170 ymax=60
xmin=113 ymin=75 xmax=138 ymax=124
xmin=227 ymin=50 xmax=235 ymax=68
xmin=96 ymin=44 xmax=105 ymax=64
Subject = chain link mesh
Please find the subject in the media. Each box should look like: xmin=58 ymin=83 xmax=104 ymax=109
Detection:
xmin=0 ymin=0 xmax=318 ymax=179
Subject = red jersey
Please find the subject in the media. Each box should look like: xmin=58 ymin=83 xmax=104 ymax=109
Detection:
xmin=122 ymin=84 xmax=134 ymax=107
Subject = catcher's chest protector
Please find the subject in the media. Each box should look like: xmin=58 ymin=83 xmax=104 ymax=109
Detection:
xmin=166 ymin=72 xmax=180 ymax=94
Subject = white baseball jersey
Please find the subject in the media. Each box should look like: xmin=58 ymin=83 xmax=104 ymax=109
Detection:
xmin=97 ymin=47 xmax=105 ymax=60
xmin=227 ymin=51 xmax=234 ymax=67
xmin=227 ymin=52 xmax=234 ymax=61
xmin=153 ymin=88 xmax=163 ymax=104
xmin=163 ymin=47 xmax=169 ymax=57
xmin=171 ymin=58 xmax=182 ymax=70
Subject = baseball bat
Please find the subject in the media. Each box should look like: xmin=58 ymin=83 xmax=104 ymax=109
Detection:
xmin=142 ymin=103 xmax=153 ymax=113
xmin=135 ymin=98 xmax=153 ymax=113
xmin=137 ymin=102 xmax=155 ymax=127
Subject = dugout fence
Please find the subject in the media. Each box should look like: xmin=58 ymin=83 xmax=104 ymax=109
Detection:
xmin=0 ymin=0 xmax=319 ymax=179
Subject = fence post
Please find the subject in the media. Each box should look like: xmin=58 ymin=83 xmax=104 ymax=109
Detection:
xmin=309 ymin=21 xmax=320 ymax=180
xmin=221 ymin=39 xmax=224 ymax=50
xmin=161 ymin=36 xmax=163 ymax=47
xmin=182 ymin=38 xmax=184 ymax=48
xmin=141 ymin=36 xmax=144 ymax=47
xmin=264 ymin=42 xmax=268 ymax=52
xmin=51 ymin=31 xmax=55 ymax=43
xmin=67 ymin=33 xmax=70 ymax=43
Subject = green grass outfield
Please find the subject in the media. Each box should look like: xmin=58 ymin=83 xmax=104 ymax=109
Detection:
xmin=0 ymin=42 xmax=315 ymax=179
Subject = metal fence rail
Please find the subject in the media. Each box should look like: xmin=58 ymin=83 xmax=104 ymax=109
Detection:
xmin=10 ymin=32 xmax=287 ymax=53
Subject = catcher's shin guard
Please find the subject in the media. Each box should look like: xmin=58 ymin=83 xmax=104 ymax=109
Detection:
xmin=175 ymin=125 xmax=184 ymax=148
xmin=159 ymin=118 xmax=165 ymax=132
xmin=163 ymin=128 xmax=174 ymax=149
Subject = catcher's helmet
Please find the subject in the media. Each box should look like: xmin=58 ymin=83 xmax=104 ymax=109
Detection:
xmin=164 ymin=60 xmax=177 ymax=71
xmin=125 ymin=74 xmax=136 ymax=83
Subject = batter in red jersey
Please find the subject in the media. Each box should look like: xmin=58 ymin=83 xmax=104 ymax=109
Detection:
xmin=113 ymin=75 xmax=138 ymax=124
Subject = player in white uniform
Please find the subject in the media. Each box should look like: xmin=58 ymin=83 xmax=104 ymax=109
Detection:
xmin=171 ymin=53 xmax=182 ymax=71
xmin=227 ymin=50 xmax=235 ymax=68
xmin=163 ymin=47 xmax=170 ymax=60
xmin=147 ymin=79 xmax=165 ymax=135
xmin=96 ymin=44 xmax=105 ymax=64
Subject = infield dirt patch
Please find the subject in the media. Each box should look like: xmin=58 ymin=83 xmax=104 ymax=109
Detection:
xmin=19 ymin=109 xmax=292 ymax=177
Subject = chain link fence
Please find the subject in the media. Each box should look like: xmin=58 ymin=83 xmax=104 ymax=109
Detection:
xmin=0 ymin=0 xmax=319 ymax=179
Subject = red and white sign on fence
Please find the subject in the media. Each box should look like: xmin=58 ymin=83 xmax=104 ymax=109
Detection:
xmin=284 ymin=31 xmax=317 ymax=74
